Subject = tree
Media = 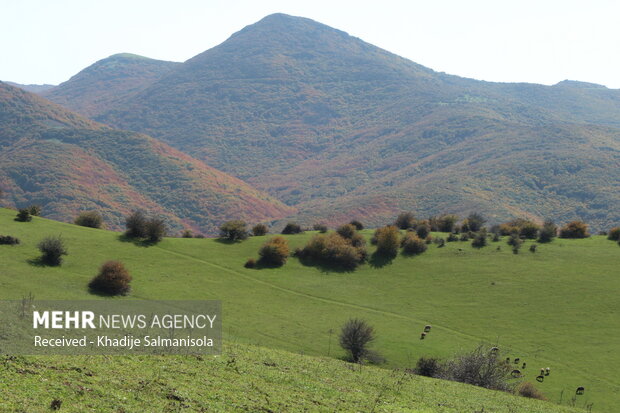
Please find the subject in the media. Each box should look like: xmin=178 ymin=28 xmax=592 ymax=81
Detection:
xmin=74 ymin=211 xmax=104 ymax=229
xmin=395 ymin=212 xmax=416 ymax=230
xmin=252 ymin=223 xmax=269 ymax=236
xmin=299 ymin=233 xmax=366 ymax=270
xmin=258 ymin=236 xmax=290 ymax=266
xmin=349 ymin=220 xmax=364 ymax=230
xmin=416 ymin=223 xmax=430 ymax=239
xmin=15 ymin=209 xmax=32 ymax=222
xmin=464 ymin=213 xmax=486 ymax=232
xmin=607 ymin=227 xmax=620 ymax=241
xmin=37 ymin=236 xmax=68 ymax=266
xmin=339 ymin=318 xmax=375 ymax=363
xmin=89 ymin=261 xmax=132 ymax=296
xmin=28 ymin=205 xmax=42 ymax=216
xmin=145 ymin=218 xmax=166 ymax=243
xmin=401 ymin=232 xmax=427 ymax=255
xmin=437 ymin=215 xmax=459 ymax=233
xmin=336 ymin=224 xmax=357 ymax=239
xmin=219 ymin=220 xmax=248 ymax=241
xmin=471 ymin=231 xmax=487 ymax=248
xmin=508 ymin=233 xmax=522 ymax=254
xmin=313 ymin=223 xmax=328 ymax=233
xmin=374 ymin=226 xmax=400 ymax=257
xmin=538 ymin=220 xmax=557 ymax=243
xmin=519 ymin=221 xmax=540 ymax=239
xmin=125 ymin=210 xmax=147 ymax=238
xmin=281 ymin=222 xmax=303 ymax=234
xmin=559 ymin=221 xmax=589 ymax=239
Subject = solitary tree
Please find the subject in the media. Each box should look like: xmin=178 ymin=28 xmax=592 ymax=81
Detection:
xmin=74 ymin=211 xmax=104 ymax=229
xmin=125 ymin=210 xmax=148 ymax=238
xmin=89 ymin=261 xmax=132 ymax=296
xmin=465 ymin=213 xmax=486 ymax=232
xmin=219 ymin=220 xmax=248 ymax=241
xmin=37 ymin=236 xmax=68 ymax=266
xmin=339 ymin=318 xmax=375 ymax=363
xmin=395 ymin=212 xmax=416 ymax=230
xmin=252 ymin=223 xmax=269 ymax=236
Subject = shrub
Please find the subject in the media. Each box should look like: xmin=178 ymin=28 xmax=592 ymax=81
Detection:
xmin=374 ymin=226 xmax=400 ymax=257
xmin=37 ymin=236 xmax=68 ymax=266
xmin=181 ymin=230 xmax=193 ymax=238
xmin=394 ymin=212 xmax=416 ymax=230
xmin=219 ymin=220 xmax=248 ymax=241
xmin=471 ymin=232 xmax=487 ymax=248
xmin=519 ymin=221 xmax=540 ymax=239
xmin=416 ymin=224 xmax=430 ymax=239
xmin=336 ymin=224 xmax=357 ymax=239
xmin=434 ymin=237 xmax=446 ymax=247
xmin=463 ymin=213 xmax=486 ymax=232
xmin=339 ymin=318 xmax=375 ymax=363
xmin=258 ymin=236 xmax=289 ymax=267
xmin=529 ymin=244 xmax=537 ymax=253
xmin=414 ymin=357 xmax=442 ymax=377
xmin=492 ymin=233 xmax=500 ymax=242
xmin=559 ymin=221 xmax=589 ymax=239
xmin=538 ymin=220 xmax=557 ymax=243
xmin=313 ymin=223 xmax=328 ymax=233
xmin=281 ymin=222 xmax=302 ymax=234
xmin=15 ymin=209 xmax=32 ymax=222
xmin=74 ymin=211 xmax=103 ymax=228
xmin=125 ymin=210 xmax=147 ymax=238
xmin=437 ymin=215 xmax=459 ymax=233
xmin=0 ymin=235 xmax=20 ymax=245
xmin=401 ymin=232 xmax=427 ymax=255
xmin=447 ymin=233 xmax=459 ymax=242
xmin=516 ymin=382 xmax=547 ymax=401
xmin=349 ymin=220 xmax=364 ymax=230
xmin=28 ymin=205 xmax=42 ymax=216
xmin=88 ymin=261 xmax=131 ymax=295
xmin=607 ymin=227 xmax=620 ymax=241
xmin=459 ymin=233 xmax=470 ymax=241
xmin=300 ymin=233 xmax=366 ymax=270
xmin=350 ymin=232 xmax=366 ymax=248
xmin=252 ymin=223 xmax=269 ymax=236
xmin=244 ymin=258 xmax=256 ymax=268
xmin=145 ymin=218 xmax=166 ymax=243
xmin=440 ymin=345 xmax=514 ymax=391
xmin=508 ymin=234 xmax=523 ymax=254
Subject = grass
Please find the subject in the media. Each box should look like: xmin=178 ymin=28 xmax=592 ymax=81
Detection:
xmin=0 ymin=208 xmax=616 ymax=411
xmin=0 ymin=343 xmax=582 ymax=412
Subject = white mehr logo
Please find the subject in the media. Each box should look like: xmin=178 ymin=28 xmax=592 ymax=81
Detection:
xmin=33 ymin=311 xmax=96 ymax=329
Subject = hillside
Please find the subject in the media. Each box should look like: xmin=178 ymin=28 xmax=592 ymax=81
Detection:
xmin=53 ymin=13 xmax=619 ymax=231
xmin=0 ymin=82 xmax=294 ymax=233
xmin=1 ymin=343 xmax=581 ymax=412
xmin=40 ymin=53 xmax=180 ymax=117
xmin=5 ymin=81 xmax=55 ymax=93
xmin=0 ymin=209 xmax=615 ymax=411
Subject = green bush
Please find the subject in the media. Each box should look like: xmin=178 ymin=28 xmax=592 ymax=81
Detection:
xmin=28 ymin=205 xmax=42 ymax=216
xmin=374 ymin=226 xmax=400 ymax=257
xmin=519 ymin=221 xmax=540 ymax=239
xmin=463 ymin=213 xmax=486 ymax=232
xmin=414 ymin=357 xmax=442 ymax=377
xmin=401 ymin=232 xmax=427 ymax=255
xmin=447 ymin=233 xmax=459 ymax=242
xmin=538 ymin=220 xmax=557 ymax=243
xmin=219 ymin=220 xmax=248 ymax=241
xmin=88 ymin=261 xmax=131 ymax=296
xmin=349 ymin=220 xmax=364 ymax=230
xmin=394 ymin=212 xmax=416 ymax=230
xmin=145 ymin=218 xmax=166 ymax=243
xmin=37 ymin=236 xmax=68 ymax=266
xmin=15 ymin=209 xmax=32 ymax=222
xmin=74 ymin=211 xmax=104 ymax=229
xmin=281 ymin=222 xmax=302 ymax=234
xmin=471 ymin=232 xmax=487 ymax=248
xmin=258 ymin=236 xmax=290 ymax=267
xmin=516 ymin=382 xmax=547 ymax=401
xmin=244 ymin=258 xmax=256 ymax=268
xmin=437 ymin=215 xmax=459 ymax=233
xmin=125 ymin=210 xmax=147 ymax=238
xmin=339 ymin=318 xmax=375 ymax=363
xmin=181 ymin=230 xmax=193 ymax=238
xmin=416 ymin=224 xmax=430 ymax=239
xmin=313 ymin=223 xmax=328 ymax=233
xmin=559 ymin=221 xmax=589 ymax=239
xmin=0 ymin=235 xmax=20 ymax=245
xmin=252 ymin=223 xmax=269 ymax=236
xmin=439 ymin=345 xmax=514 ymax=392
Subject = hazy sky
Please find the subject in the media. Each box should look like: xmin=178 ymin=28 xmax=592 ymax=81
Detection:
xmin=2 ymin=0 xmax=619 ymax=88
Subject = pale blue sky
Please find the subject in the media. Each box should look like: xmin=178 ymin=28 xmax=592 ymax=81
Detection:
xmin=2 ymin=0 xmax=619 ymax=88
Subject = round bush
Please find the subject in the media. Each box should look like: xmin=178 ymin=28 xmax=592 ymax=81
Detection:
xmin=401 ymin=233 xmax=427 ymax=255
xmin=607 ymin=227 xmax=620 ymax=241
xmin=559 ymin=221 xmax=589 ymax=239
xmin=74 ymin=211 xmax=104 ymax=228
xmin=252 ymin=223 xmax=269 ymax=236
xmin=258 ymin=236 xmax=290 ymax=266
xmin=281 ymin=222 xmax=302 ymax=234
xmin=37 ymin=236 xmax=68 ymax=266
xmin=374 ymin=226 xmax=400 ymax=257
xmin=219 ymin=220 xmax=248 ymax=241
xmin=336 ymin=224 xmax=357 ymax=239
xmin=0 ymin=235 xmax=20 ymax=245
xmin=89 ymin=261 xmax=132 ymax=295
xmin=349 ymin=220 xmax=364 ymax=230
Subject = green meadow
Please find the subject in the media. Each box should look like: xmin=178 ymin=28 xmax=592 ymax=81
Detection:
xmin=0 ymin=208 xmax=617 ymax=411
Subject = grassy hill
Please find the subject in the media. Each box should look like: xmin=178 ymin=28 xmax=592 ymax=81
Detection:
xmin=0 ymin=82 xmax=294 ymax=234
xmin=48 ymin=13 xmax=619 ymax=231
xmin=40 ymin=53 xmax=181 ymax=118
xmin=0 ymin=208 xmax=616 ymax=411
xmin=1 ymin=343 xmax=581 ymax=412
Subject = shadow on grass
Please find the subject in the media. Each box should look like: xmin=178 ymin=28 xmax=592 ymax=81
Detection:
xmin=27 ymin=257 xmax=61 ymax=267
xmin=214 ymin=237 xmax=246 ymax=245
xmin=296 ymin=256 xmax=356 ymax=274
xmin=117 ymin=234 xmax=158 ymax=247
xmin=369 ymin=252 xmax=395 ymax=268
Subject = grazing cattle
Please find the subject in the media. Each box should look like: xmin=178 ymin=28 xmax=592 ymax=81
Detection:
xmin=424 ymin=325 xmax=432 ymax=332
xmin=514 ymin=358 xmax=520 ymax=364
xmin=576 ymin=386 xmax=585 ymax=395
xmin=536 ymin=375 xmax=544 ymax=382
xmin=510 ymin=369 xmax=521 ymax=378
xmin=522 ymin=362 xmax=526 ymax=369
xmin=489 ymin=346 xmax=499 ymax=354
xmin=420 ymin=332 xmax=426 ymax=340
xmin=545 ymin=367 xmax=550 ymax=376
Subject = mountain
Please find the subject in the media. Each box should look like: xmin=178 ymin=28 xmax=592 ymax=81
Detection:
xmin=0 ymin=81 xmax=294 ymax=233
xmin=46 ymin=14 xmax=620 ymax=230
xmin=40 ymin=53 xmax=180 ymax=117
xmin=5 ymin=82 xmax=56 ymax=93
